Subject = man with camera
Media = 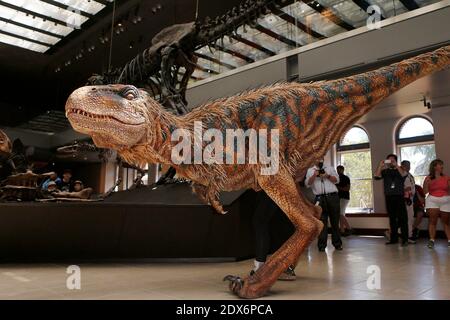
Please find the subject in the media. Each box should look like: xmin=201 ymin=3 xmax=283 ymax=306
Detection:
xmin=375 ymin=154 xmax=409 ymax=246
xmin=306 ymin=159 xmax=343 ymax=252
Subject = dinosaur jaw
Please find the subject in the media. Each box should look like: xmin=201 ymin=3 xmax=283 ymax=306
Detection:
xmin=66 ymin=108 xmax=146 ymax=149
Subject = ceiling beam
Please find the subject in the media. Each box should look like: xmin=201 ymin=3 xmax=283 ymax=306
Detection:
xmin=211 ymin=44 xmax=255 ymax=64
xmin=305 ymin=1 xmax=355 ymax=31
xmin=92 ymin=0 xmax=112 ymax=6
xmin=39 ymin=0 xmax=93 ymax=18
xmin=254 ymin=24 xmax=301 ymax=48
xmin=195 ymin=52 xmax=237 ymax=70
xmin=195 ymin=65 xmax=220 ymax=75
xmin=270 ymin=6 xmax=326 ymax=40
xmin=399 ymin=0 xmax=419 ymax=10
xmin=0 ymin=1 xmax=71 ymax=27
xmin=231 ymin=34 xmax=276 ymax=56
xmin=190 ymin=75 xmax=205 ymax=81
xmin=0 ymin=29 xmax=51 ymax=47
xmin=0 ymin=16 xmax=64 ymax=39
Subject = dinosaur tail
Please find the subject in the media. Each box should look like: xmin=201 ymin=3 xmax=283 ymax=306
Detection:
xmin=317 ymin=45 xmax=450 ymax=109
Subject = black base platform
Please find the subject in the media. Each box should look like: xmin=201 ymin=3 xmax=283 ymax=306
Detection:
xmin=0 ymin=183 xmax=261 ymax=261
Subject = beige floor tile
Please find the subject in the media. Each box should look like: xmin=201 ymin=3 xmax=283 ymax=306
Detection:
xmin=0 ymin=237 xmax=448 ymax=300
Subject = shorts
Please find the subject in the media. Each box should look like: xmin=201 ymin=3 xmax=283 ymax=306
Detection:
xmin=425 ymin=195 xmax=450 ymax=212
xmin=340 ymin=199 xmax=349 ymax=216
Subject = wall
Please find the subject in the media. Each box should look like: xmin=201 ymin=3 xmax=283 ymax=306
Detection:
xmin=186 ymin=59 xmax=288 ymax=107
xmin=431 ymin=105 xmax=450 ymax=166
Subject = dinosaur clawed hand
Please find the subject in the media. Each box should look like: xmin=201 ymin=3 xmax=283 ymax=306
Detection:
xmin=223 ymin=275 xmax=244 ymax=295
xmin=223 ymin=274 xmax=265 ymax=299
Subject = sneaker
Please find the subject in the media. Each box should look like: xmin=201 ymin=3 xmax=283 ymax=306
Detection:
xmin=335 ymin=245 xmax=343 ymax=251
xmin=278 ymin=266 xmax=296 ymax=281
xmin=401 ymin=241 xmax=408 ymax=247
xmin=427 ymin=240 xmax=435 ymax=249
xmin=408 ymin=238 xmax=417 ymax=244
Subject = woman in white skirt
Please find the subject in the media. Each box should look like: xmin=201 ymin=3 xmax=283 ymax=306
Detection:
xmin=423 ymin=159 xmax=450 ymax=249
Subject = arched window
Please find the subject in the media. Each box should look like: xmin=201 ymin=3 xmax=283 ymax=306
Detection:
xmin=397 ymin=116 xmax=436 ymax=185
xmin=337 ymin=126 xmax=373 ymax=213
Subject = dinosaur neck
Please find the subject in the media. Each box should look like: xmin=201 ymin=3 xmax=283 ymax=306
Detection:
xmin=119 ymin=109 xmax=182 ymax=167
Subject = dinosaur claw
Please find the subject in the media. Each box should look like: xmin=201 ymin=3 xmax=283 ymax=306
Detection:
xmin=223 ymin=275 xmax=243 ymax=294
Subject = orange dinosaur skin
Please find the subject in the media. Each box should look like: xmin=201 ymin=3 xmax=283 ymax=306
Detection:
xmin=66 ymin=45 xmax=450 ymax=299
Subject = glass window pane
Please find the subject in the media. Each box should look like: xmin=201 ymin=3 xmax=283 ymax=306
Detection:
xmin=340 ymin=127 xmax=369 ymax=146
xmin=398 ymin=117 xmax=434 ymax=139
xmin=400 ymin=143 xmax=436 ymax=178
xmin=2 ymin=0 xmax=88 ymax=26
xmin=347 ymin=179 xmax=373 ymax=211
xmin=53 ymin=0 xmax=106 ymax=15
xmin=339 ymin=150 xmax=373 ymax=211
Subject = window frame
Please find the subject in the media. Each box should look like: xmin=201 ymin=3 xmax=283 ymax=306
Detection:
xmin=396 ymin=115 xmax=435 ymax=146
xmin=396 ymin=115 xmax=436 ymax=187
xmin=336 ymin=126 xmax=374 ymax=214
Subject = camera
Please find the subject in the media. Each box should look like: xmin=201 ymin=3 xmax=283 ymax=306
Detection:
xmin=318 ymin=162 xmax=326 ymax=175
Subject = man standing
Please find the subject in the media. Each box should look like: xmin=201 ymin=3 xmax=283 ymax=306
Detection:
xmin=375 ymin=154 xmax=409 ymax=246
xmin=336 ymin=165 xmax=353 ymax=236
xmin=401 ymin=160 xmax=416 ymax=244
xmin=306 ymin=159 xmax=343 ymax=252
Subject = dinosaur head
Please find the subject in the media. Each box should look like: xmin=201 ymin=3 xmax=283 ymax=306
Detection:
xmin=0 ymin=129 xmax=12 ymax=156
xmin=65 ymin=85 xmax=154 ymax=150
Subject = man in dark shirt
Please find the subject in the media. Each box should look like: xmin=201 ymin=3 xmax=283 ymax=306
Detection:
xmin=336 ymin=165 xmax=352 ymax=236
xmin=374 ymin=154 xmax=409 ymax=246
xmin=60 ymin=169 xmax=73 ymax=192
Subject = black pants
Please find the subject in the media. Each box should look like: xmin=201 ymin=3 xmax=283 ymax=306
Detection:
xmin=317 ymin=193 xmax=342 ymax=250
xmin=385 ymin=194 xmax=408 ymax=243
xmin=252 ymin=191 xmax=294 ymax=262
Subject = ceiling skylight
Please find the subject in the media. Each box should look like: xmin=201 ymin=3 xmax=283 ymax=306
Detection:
xmin=0 ymin=0 xmax=108 ymax=53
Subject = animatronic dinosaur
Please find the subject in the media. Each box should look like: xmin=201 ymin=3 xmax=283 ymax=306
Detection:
xmin=88 ymin=0 xmax=278 ymax=115
xmin=66 ymin=45 xmax=450 ymax=298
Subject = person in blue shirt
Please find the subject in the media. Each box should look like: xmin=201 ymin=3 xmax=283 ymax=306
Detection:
xmin=42 ymin=172 xmax=61 ymax=190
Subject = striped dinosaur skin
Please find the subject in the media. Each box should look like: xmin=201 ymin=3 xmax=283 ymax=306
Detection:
xmin=66 ymin=45 xmax=450 ymax=299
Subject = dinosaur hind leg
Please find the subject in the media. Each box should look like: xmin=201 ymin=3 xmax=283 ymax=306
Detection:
xmin=224 ymin=166 xmax=323 ymax=299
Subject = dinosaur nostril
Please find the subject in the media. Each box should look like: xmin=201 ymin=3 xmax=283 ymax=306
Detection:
xmin=91 ymin=88 xmax=97 ymax=91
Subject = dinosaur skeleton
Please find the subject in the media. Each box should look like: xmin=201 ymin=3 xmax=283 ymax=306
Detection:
xmin=88 ymin=0 xmax=279 ymax=114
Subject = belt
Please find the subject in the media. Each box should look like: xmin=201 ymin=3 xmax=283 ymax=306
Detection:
xmin=316 ymin=192 xmax=338 ymax=197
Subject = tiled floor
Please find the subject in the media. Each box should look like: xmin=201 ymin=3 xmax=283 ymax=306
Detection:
xmin=0 ymin=236 xmax=449 ymax=300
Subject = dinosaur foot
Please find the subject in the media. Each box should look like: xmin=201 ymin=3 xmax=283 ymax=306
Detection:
xmin=223 ymin=275 xmax=265 ymax=299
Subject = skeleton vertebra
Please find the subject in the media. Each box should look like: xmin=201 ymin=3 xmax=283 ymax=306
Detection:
xmin=66 ymin=45 xmax=450 ymax=299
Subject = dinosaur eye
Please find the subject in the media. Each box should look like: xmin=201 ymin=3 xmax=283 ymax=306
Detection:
xmin=125 ymin=92 xmax=136 ymax=100
xmin=121 ymin=87 xmax=139 ymax=100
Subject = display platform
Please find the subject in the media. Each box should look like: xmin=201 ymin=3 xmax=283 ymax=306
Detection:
xmin=0 ymin=183 xmax=263 ymax=261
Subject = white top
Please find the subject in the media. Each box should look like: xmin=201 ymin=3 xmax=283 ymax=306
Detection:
xmin=305 ymin=165 xmax=340 ymax=196
xmin=404 ymin=173 xmax=416 ymax=197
